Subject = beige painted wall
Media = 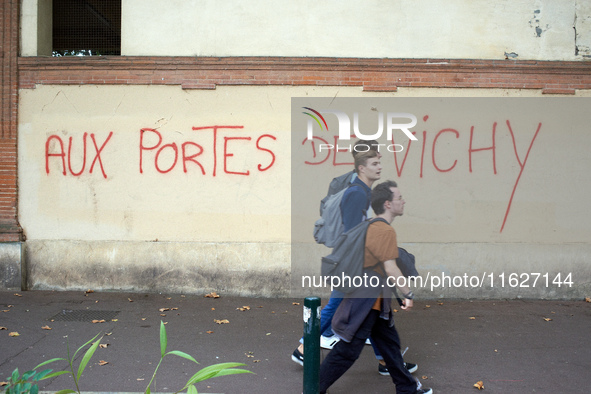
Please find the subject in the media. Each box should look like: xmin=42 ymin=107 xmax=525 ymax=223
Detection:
xmin=20 ymin=0 xmax=591 ymax=60
xmin=17 ymin=85 xmax=591 ymax=298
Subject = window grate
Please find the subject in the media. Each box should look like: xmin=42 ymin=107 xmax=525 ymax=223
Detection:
xmin=48 ymin=309 xmax=120 ymax=322
xmin=53 ymin=0 xmax=121 ymax=56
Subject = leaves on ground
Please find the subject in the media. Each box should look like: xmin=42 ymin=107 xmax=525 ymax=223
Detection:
xmin=469 ymin=317 xmax=476 ymax=320
xmin=474 ymin=381 xmax=484 ymax=390
xmin=543 ymin=317 xmax=553 ymax=321
xmin=42 ymin=325 xmax=52 ymax=330
xmin=85 ymin=289 xmax=94 ymax=294
xmin=92 ymin=319 xmax=106 ymax=324
xmin=98 ymin=360 xmax=109 ymax=366
xmin=14 ymin=293 xmax=22 ymax=297
xmin=237 ymin=306 xmax=251 ymax=311
xmin=100 ymin=344 xmax=109 ymax=348
xmin=205 ymin=292 xmax=220 ymax=298
xmin=0 ymin=382 xmax=8 ymax=387
xmin=214 ymin=319 xmax=230 ymax=324
xmin=206 ymin=330 xmax=214 ymax=334
xmin=292 ymin=302 xmax=300 ymax=306
xmin=585 ymin=297 xmax=590 ymax=303
xmin=9 ymin=332 xmax=20 ymax=337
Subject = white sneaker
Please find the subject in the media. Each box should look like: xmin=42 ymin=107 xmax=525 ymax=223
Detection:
xmin=320 ymin=335 xmax=340 ymax=349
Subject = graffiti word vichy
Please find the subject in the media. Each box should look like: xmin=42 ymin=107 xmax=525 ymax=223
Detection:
xmin=303 ymin=118 xmax=542 ymax=233
xmin=45 ymin=126 xmax=277 ymax=178
xmin=303 ymin=107 xmax=418 ymax=142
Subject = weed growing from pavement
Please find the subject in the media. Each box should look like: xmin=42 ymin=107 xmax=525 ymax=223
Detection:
xmin=2 ymin=321 xmax=252 ymax=394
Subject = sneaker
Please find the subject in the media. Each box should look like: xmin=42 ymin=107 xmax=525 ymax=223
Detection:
xmin=320 ymin=335 xmax=340 ymax=350
xmin=378 ymin=362 xmax=419 ymax=375
xmin=291 ymin=348 xmax=304 ymax=366
xmin=415 ymin=376 xmax=432 ymax=394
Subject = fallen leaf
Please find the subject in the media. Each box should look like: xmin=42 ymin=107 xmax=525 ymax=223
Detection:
xmin=137 ymin=378 xmax=145 ymax=381
xmin=237 ymin=306 xmax=251 ymax=311
xmin=292 ymin=302 xmax=300 ymax=306
xmin=214 ymin=319 xmax=230 ymax=324
xmin=425 ymin=305 xmax=431 ymax=308
xmin=585 ymin=297 xmax=590 ymax=303
xmin=105 ymin=332 xmax=112 ymax=336
xmin=474 ymin=381 xmax=484 ymax=390
xmin=14 ymin=293 xmax=22 ymax=297
xmin=392 ymin=309 xmax=399 ymax=313
xmin=42 ymin=325 xmax=52 ymax=330
xmin=1 ymin=310 xmax=9 ymax=313
xmin=159 ymin=308 xmax=170 ymax=312
xmin=171 ymin=307 xmax=179 ymax=310
xmin=98 ymin=360 xmax=109 ymax=366
xmin=253 ymin=360 xmax=261 ymax=363
xmin=0 ymin=327 xmax=7 ymax=330
xmin=206 ymin=330 xmax=214 ymax=334
xmin=142 ymin=318 xmax=147 ymax=321
xmin=469 ymin=317 xmax=476 ymax=320
xmin=438 ymin=302 xmax=444 ymax=306
xmin=421 ymin=375 xmax=428 ymax=380
xmin=211 ymin=308 xmax=215 ymax=311
xmin=266 ymin=332 xmax=271 ymax=336
xmin=160 ymin=314 xmax=166 ymax=317
xmin=128 ymin=298 xmax=134 ymax=302
xmin=9 ymin=332 xmax=20 ymax=337
xmin=543 ymin=317 xmax=553 ymax=321
xmin=0 ymin=382 xmax=8 ymax=387
xmin=92 ymin=320 xmax=106 ymax=324
xmin=85 ymin=289 xmax=94 ymax=294
xmin=111 ymin=319 xmax=118 ymax=322
xmin=205 ymin=292 xmax=220 ymax=298
xmin=99 ymin=344 xmax=109 ymax=348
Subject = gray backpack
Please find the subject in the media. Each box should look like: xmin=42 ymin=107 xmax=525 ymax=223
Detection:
xmin=313 ymin=182 xmax=365 ymax=248
xmin=320 ymin=218 xmax=387 ymax=293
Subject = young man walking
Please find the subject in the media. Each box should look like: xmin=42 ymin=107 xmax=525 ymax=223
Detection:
xmin=318 ymin=180 xmax=432 ymax=394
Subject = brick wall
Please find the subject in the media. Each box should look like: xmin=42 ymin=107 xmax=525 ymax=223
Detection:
xmin=0 ymin=0 xmax=22 ymax=242
xmin=18 ymin=56 xmax=591 ymax=93
xmin=4 ymin=25 xmax=591 ymax=243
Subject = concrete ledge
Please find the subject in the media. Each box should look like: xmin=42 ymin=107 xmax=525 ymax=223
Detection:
xmin=0 ymin=242 xmax=23 ymax=290
xmin=25 ymin=240 xmax=290 ymax=297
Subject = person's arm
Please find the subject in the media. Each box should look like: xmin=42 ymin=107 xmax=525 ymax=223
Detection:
xmin=384 ymin=259 xmax=414 ymax=310
xmin=341 ymin=187 xmax=367 ymax=231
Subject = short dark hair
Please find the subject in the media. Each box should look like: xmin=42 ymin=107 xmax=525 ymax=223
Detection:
xmin=353 ymin=149 xmax=379 ymax=173
xmin=371 ymin=180 xmax=398 ymax=214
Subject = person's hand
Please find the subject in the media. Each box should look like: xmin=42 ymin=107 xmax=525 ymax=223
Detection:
xmin=400 ymin=298 xmax=413 ymax=310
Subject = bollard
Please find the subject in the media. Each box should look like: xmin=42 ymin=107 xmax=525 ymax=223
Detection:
xmin=303 ymin=296 xmax=321 ymax=394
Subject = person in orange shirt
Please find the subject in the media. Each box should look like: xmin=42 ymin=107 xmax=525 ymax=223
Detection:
xmin=318 ymin=180 xmax=432 ymax=394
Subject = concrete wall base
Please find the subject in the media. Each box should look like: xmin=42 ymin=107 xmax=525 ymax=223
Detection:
xmin=25 ymin=240 xmax=290 ymax=297
xmin=0 ymin=243 xmax=24 ymax=290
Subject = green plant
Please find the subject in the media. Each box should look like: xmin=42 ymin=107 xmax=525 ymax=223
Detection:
xmin=3 ymin=322 xmax=252 ymax=394
xmin=31 ymin=332 xmax=104 ymax=394
xmin=144 ymin=321 xmax=252 ymax=394
xmin=2 ymin=368 xmax=52 ymax=394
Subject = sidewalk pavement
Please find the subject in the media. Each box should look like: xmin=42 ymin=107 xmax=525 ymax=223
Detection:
xmin=0 ymin=290 xmax=589 ymax=393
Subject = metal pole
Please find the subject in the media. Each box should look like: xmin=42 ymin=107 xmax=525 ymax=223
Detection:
xmin=303 ymin=296 xmax=321 ymax=394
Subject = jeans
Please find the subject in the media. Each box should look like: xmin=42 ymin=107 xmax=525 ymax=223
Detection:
xmin=318 ymin=309 xmax=417 ymax=394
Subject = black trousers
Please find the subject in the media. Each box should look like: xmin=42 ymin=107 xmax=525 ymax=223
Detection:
xmin=319 ymin=309 xmax=417 ymax=394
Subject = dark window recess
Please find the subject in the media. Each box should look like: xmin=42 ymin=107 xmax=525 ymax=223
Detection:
xmin=53 ymin=0 xmax=121 ymax=56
